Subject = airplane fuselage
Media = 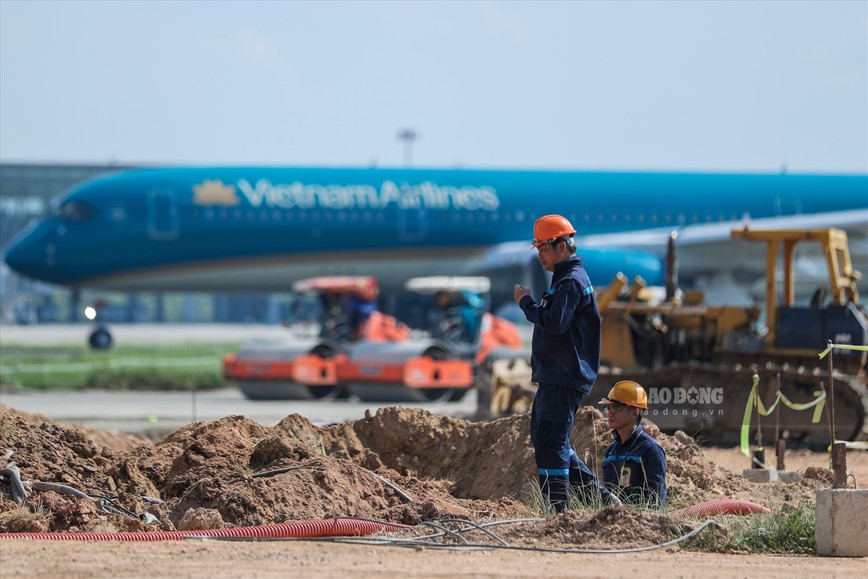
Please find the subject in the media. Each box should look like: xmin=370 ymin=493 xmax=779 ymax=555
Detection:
xmin=4 ymin=167 xmax=867 ymax=302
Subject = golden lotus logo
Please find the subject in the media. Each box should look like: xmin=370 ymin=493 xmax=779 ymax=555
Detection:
xmin=193 ymin=180 xmax=241 ymax=206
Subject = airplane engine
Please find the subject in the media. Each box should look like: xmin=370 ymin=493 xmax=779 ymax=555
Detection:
xmin=579 ymin=247 xmax=665 ymax=288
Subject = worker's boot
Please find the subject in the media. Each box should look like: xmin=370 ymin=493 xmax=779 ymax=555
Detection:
xmin=568 ymin=452 xmax=602 ymax=506
xmin=538 ymin=473 xmax=569 ymax=513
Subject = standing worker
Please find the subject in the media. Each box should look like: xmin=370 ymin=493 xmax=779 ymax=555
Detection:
xmin=514 ymin=214 xmax=613 ymax=512
xmin=599 ymin=380 xmax=667 ymax=507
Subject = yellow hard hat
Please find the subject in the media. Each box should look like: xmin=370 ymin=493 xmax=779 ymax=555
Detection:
xmin=532 ymin=214 xmax=576 ymax=248
xmin=599 ymin=380 xmax=648 ymax=410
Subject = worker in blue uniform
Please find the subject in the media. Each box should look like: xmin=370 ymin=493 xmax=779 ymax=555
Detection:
xmin=514 ymin=214 xmax=616 ymax=512
xmin=599 ymin=380 xmax=668 ymax=508
xmin=346 ymin=292 xmax=377 ymax=341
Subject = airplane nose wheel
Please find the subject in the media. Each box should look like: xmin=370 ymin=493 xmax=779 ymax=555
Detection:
xmin=88 ymin=325 xmax=113 ymax=350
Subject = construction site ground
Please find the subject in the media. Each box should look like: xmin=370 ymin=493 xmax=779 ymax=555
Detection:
xmin=1 ymin=404 xmax=866 ymax=578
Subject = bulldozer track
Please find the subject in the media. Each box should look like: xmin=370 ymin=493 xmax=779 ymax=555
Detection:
xmin=480 ymin=356 xmax=867 ymax=448
xmin=593 ymin=361 xmax=866 ymax=447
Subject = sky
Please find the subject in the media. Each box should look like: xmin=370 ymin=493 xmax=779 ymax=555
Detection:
xmin=0 ymin=0 xmax=866 ymax=173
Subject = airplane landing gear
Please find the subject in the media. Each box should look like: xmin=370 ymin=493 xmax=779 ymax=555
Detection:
xmin=85 ymin=300 xmax=113 ymax=350
xmin=88 ymin=324 xmax=113 ymax=350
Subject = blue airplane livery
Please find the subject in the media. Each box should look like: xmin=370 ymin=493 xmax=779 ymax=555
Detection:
xmin=4 ymin=167 xmax=867 ymax=307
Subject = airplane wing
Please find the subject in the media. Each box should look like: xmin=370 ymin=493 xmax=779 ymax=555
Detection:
xmin=575 ymin=209 xmax=867 ymax=304
xmin=578 ymin=209 xmax=867 ymax=252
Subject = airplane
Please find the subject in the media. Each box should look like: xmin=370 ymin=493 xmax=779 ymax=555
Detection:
xmin=3 ymin=166 xmax=867 ymax=314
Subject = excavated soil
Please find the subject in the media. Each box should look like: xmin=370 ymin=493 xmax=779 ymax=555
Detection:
xmin=1 ymin=402 xmax=844 ymax=553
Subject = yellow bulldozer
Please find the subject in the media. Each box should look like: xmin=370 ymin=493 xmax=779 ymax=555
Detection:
xmin=480 ymin=227 xmax=868 ymax=447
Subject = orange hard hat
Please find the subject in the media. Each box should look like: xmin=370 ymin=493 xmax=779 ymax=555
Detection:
xmin=532 ymin=215 xmax=576 ymax=248
xmin=599 ymin=380 xmax=648 ymax=410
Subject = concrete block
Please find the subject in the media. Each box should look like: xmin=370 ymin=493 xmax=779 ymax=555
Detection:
xmin=777 ymin=471 xmax=801 ymax=483
xmin=815 ymin=489 xmax=868 ymax=557
xmin=742 ymin=469 xmax=801 ymax=484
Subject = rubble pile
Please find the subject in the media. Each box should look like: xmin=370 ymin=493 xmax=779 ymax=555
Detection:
xmin=0 ymin=404 xmax=822 ymax=548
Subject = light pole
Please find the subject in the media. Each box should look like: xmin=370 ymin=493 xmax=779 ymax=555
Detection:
xmin=396 ymin=129 xmax=418 ymax=167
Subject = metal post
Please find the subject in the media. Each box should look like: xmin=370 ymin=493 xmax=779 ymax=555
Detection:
xmin=831 ymin=442 xmax=848 ymax=488
xmin=776 ymin=439 xmax=786 ymax=471
xmin=753 ymin=447 xmax=766 ymax=469
xmin=397 ymin=129 xmax=418 ymax=167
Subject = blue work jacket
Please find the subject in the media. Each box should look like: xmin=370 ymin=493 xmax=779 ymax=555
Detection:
xmin=519 ymin=255 xmax=600 ymax=394
xmin=602 ymin=424 xmax=668 ymax=507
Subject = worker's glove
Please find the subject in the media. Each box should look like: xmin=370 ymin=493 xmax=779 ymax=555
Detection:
xmin=602 ymin=490 xmax=622 ymax=507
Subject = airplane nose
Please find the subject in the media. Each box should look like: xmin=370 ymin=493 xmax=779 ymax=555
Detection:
xmin=3 ymin=224 xmax=44 ymax=279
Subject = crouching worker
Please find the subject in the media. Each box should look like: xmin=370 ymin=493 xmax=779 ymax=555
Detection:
xmin=599 ymin=380 xmax=667 ymax=508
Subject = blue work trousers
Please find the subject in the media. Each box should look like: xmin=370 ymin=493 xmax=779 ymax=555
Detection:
xmin=531 ymin=383 xmax=600 ymax=511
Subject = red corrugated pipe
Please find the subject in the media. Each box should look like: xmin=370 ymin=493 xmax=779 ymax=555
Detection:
xmin=0 ymin=517 xmax=410 ymax=542
xmin=669 ymin=498 xmax=771 ymax=520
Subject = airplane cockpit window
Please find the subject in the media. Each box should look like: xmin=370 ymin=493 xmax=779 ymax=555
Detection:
xmin=52 ymin=200 xmax=94 ymax=221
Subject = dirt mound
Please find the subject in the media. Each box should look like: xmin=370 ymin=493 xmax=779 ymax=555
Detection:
xmin=502 ymin=507 xmax=685 ymax=550
xmin=1 ymin=405 xmax=149 ymax=454
xmin=0 ymin=404 xmax=820 ymax=546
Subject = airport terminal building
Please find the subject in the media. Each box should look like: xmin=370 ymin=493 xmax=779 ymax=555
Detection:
xmin=0 ymin=162 xmax=290 ymax=325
